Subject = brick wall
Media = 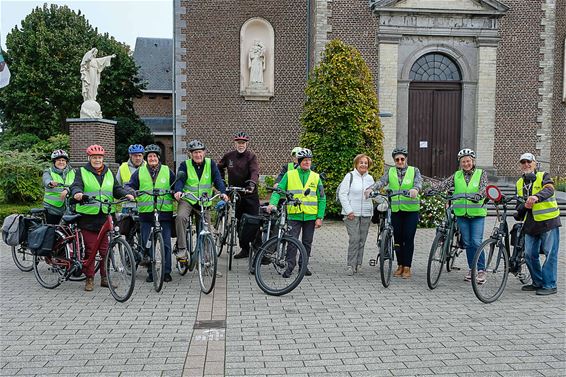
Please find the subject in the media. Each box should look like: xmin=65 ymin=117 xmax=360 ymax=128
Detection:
xmin=494 ymin=1 xmax=545 ymax=176
xmin=67 ymin=119 xmax=117 ymax=163
xmin=552 ymin=0 xmax=566 ymax=177
xmin=133 ymin=94 xmax=172 ymax=117
xmin=154 ymin=136 xmax=174 ymax=170
xmin=179 ymin=0 xmax=308 ymax=175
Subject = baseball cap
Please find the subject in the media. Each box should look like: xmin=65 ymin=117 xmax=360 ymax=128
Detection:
xmin=519 ymin=153 xmax=536 ymax=162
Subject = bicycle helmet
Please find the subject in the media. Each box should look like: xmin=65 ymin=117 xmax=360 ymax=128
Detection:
xmin=391 ymin=147 xmax=408 ymax=158
xmin=51 ymin=149 xmax=69 ymax=161
xmin=144 ymin=144 xmax=161 ymax=157
xmin=86 ymin=144 xmax=105 ymax=156
xmin=457 ymin=148 xmax=476 ymax=161
xmin=291 ymin=146 xmax=302 ymax=157
xmin=233 ymin=131 xmax=250 ymax=141
xmin=296 ymin=148 xmax=313 ymax=160
xmin=187 ymin=139 xmax=205 ymax=151
xmin=128 ymin=144 xmax=145 ymax=154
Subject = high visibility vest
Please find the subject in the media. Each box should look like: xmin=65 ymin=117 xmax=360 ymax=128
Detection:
xmin=388 ymin=166 xmax=420 ymax=212
xmin=183 ymin=158 xmax=213 ymax=207
xmin=287 ymin=162 xmax=295 ymax=171
xmin=118 ymin=161 xmax=144 ymax=184
xmin=137 ymin=165 xmax=173 ymax=213
xmin=75 ymin=168 xmax=115 ymax=215
xmin=286 ymin=169 xmax=320 ymax=215
xmin=43 ymin=168 xmax=75 ymax=208
xmin=452 ymin=169 xmax=487 ymax=217
xmin=516 ymin=172 xmax=560 ymax=221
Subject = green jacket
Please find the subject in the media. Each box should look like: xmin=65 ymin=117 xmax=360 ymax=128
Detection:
xmin=269 ymin=168 xmax=326 ymax=221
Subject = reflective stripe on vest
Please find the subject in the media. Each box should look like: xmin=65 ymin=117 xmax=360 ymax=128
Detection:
xmin=388 ymin=166 xmax=420 ymax=212
xmin=286 ymin=169 xmax=319 ymax=215
xmin=516 ymin=172 xmax=560 ymax=221
xmin=75 ymin=168 xmax=115 ymax=215
xmin=43 ymin=169 xmax=65 ymax=207
xmin=137 ymin=165 xmax=173 ymax=213
xmin=183 ymin=158 xmax=213 ymax=207
xmin=453 ymin=169 xmax=487 ymax=217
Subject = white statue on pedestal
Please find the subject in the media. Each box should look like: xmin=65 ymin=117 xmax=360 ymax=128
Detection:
xmin=248 ymin=40 xmax=265 ymax=86
xmin=79 ymin=48 xmax=115 ymax=118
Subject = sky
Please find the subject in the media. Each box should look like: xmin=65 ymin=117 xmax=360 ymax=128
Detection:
xmin=0 ymin=0 xmax=173 ymax=51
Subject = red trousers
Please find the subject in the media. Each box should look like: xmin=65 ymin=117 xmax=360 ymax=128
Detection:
xmin=81 ymin=229 xmax=108 ymax=278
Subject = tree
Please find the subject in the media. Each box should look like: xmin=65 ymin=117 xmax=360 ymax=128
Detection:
xmin=0 ymin=4 xmax=145 ymax=148
xmin=115 ymin=117 xmax=154 ymax=163
xmin=300 ymin=39 xmax=384 ymax=216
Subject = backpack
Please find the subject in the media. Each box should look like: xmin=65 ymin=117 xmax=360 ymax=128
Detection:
xmin=2 ymin=214 xmax=25 ymax=246
xmin=335 ymin=172 xmax=354 ymax=204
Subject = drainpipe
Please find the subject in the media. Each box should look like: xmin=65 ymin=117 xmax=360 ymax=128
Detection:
xmin=172 ymin=1 xmax=177 ymax=169
xmin=306 ymin=0 xmax=312 ymax=80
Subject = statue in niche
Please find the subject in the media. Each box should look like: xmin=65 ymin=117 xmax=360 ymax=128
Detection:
xmin=248 ymin=40 xmax=265 ymax=86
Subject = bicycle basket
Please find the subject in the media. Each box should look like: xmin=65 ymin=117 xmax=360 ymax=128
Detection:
xmin=28 ymin=225 xmax=56 ymax=256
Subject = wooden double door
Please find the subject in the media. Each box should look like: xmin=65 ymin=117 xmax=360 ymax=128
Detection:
xmin=408 ymin=81 xmax=462 ymax=178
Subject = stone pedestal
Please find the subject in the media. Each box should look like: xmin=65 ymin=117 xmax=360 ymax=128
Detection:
xmin=67 ymin=118 xmax=117 ymax=164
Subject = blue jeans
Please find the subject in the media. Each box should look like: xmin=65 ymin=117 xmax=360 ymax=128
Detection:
xmin=524 ymin=228 xmax=560 ymax=289
xmin=456 ymin=216 xmax=485 ymax=270
xmin=141 ymin=220 xmax=172 ymax=274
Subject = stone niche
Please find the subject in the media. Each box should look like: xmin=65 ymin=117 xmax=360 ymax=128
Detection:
xmin=240 ymin=17 xmax=274 ymax=101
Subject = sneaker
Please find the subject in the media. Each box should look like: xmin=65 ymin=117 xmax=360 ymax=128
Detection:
xmin=282 ymin=269 xmax=292 ymax=278
xmin=356 ymin=264 xmax=362 ymax=273
xmin=305 ymin=269 xmax=312 ymax=276
xmin=176 ymin=248 xmax=188 ymax=261
xmin=521 ymin=284 xmax=540 ymax=291
xmin=216 ymin=271 xmax=223 ymax=278
xmin=164 ymin=273 xmax=172 ymax=282
xmin=464 ymin=270 xmax=472 ymax=282
xmin=234 ymin=250 xmax=249 ymax=259
xmin=476 ymin=270 xmax=486 ymax=285
xmin=536 ymin=287 xmax=557 ymax=296
xmin=346 ymin=266 xmax=354 ymax=276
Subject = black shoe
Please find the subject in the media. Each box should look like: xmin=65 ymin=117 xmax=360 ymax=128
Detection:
xmin=146 ymin=275 xmax=153 ymax=283
xmin=305 ymin=269 xmax=312 ymax=276
xmin=234 ymin=251 xmax=249 ymax=259
xmin=164 ymin=273 xmax=172 ymax=282
xmin=282 ymin=270 xmax=292 ymax=278
xmin=536 ymin=287 xmax=557 ymax=296
xmin=521 ymin=284 xmax=540 ymax=291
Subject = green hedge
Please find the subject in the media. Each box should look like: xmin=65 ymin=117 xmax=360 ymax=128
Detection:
xmin=0 ymin=151 xmax=47 ymax=203
xmin=0 ymin=202 xmax=42 ymax=223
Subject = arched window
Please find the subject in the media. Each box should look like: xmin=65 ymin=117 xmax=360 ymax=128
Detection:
xmin=409 ymin=53 xmax=461 ymax=81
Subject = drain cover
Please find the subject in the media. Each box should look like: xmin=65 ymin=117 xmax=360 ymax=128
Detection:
xmin=193 ymin=320 xmax=226 ymax=329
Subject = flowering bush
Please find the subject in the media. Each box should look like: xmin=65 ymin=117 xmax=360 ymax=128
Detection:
xmin=418 ymin=190 xmax=445 ymax=228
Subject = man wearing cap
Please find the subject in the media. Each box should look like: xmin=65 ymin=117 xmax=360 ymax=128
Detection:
xmin=515 ymin=153 xmax=561 ymax=296
xmin=274 ymin=146 xmax=302 ymax=188
xmin=218 ymin=132 xmax=260 ymax=259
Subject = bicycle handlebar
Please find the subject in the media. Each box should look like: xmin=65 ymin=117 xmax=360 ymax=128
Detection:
xmin=135 ymin=189 xmax=172 ymax=197
xmin=179 ymin=191 xmax=221 ymax=203
xmin=82 ymin=196 xmax=133 ymax=206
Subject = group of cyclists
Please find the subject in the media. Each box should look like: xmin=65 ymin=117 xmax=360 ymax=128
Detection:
xmin=41 ymin=136 xmax=560 ymax=296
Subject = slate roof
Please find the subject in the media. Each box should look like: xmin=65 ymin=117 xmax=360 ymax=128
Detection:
xmin=133 ymin=37 xmax=173 ymax=92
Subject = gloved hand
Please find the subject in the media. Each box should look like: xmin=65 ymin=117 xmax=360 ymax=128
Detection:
xmin=215 ymin=200 xmax=226 ymax=210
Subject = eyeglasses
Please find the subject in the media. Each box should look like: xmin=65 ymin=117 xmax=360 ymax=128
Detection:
xmin=395 ymin=157 xmax=406 ymax=162
xmin=520 ymin=160 xmax=533 ymax=164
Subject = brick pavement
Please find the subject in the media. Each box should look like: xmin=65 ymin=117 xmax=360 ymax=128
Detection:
xmin=1 ymin=218 xmax=565 ymax=376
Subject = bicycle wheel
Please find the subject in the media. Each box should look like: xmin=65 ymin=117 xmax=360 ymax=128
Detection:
xmin=106 ymin=237 xmax=136 ymax=302
xmin=198 ymin=234 xmax=217 ymax=294
xmin=12 ymin=244 xmax=34 ymax=272
xmin=518 ymin=258 xmax=531 ymax=285
xmin=33 ymin=254 xmax=64 ymax=289
xmin=446 ymin=232 xmax=459 ymax=272
xmin=379 ymin=228 xmax=394 ymax=288
xmin=427 ymin=232 xmax=447 ymax=290
xmin=228 ymin=219 xmax=236 ymax=271
xmin=255 ymin=236 xmax=308 ymax=296
xmin=214 ymin=209 xmax=228 ymax=256
xmin=151 ymin=232 xmax=165 ymax=293
xmin=471 ymin=239 xmax=509 ymax=304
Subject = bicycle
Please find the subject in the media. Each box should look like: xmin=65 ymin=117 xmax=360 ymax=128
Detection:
xmin=252 ymin=187 xmax=309 ymax=296
xmin=425 ymin=190 xmax=476 ymax=290
xmin=134 ymin=188 xmax=175 ymax=293
xmin=177 ymin=191 xmax=219 ymax=294
xmin=471 ymin=185 xmax=530 ymax=303
xmin=214 ymin=186 xmax=248 ymax=271
xmin=33 ymin=196 xmax=136 ymax=302
xmin=10 ymin=208 xmax=46 ymax=272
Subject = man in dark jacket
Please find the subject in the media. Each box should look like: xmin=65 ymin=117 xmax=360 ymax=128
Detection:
xmin=218 ymin=132 xmax=260 ymax=259
xmin=515 ymin=153 xmax=561 ymax=296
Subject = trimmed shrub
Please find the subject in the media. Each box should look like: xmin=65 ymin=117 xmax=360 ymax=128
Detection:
xmin=0 ymin=151 xmax=47 ymax=203
xmin=300 ymin=39 xmax=383 ymax=217
xmin=31 ymin=134 xmax=70 ymax=161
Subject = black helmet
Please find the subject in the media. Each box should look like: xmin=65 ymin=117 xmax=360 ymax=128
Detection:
xmin=144 ymin=144 xmax=161 ymax=157
xmin=187 ymin=139 xmax=205 ymax=151
xmin=391 ymin=147 xmax=408 ymax=158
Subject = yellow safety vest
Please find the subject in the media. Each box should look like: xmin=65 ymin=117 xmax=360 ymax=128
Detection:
xmin=75 ymin=168 xmax=115 ymax=215
xmin=453 ymin=169 xmax=487 ymax=217
xmin=286 ymin=169 xmax=319 ymax=215
xmin=183 ymin=158 xmax=213 ymax=207
xmin=388 ymin=166 xmax=420 ymax=212
xmin=516 ymin=172 xmax=560 ymax=221
xmin=137 ymin=165 xmax=173 ymax=213
xmin=43 ymin=168 xmax=75 ymax=208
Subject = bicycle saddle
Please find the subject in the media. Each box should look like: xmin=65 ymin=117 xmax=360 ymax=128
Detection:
xmin=62 ymin=214 xmax=82 ymax=224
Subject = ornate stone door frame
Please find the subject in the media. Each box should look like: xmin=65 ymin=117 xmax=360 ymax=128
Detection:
xmin=370 ymin=0 xmax=508 ymax=169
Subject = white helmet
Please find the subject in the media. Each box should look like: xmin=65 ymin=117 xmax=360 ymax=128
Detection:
xmin=457 ymin=148 xmax=476 ymax=161
xmin=296 ymin=148 xmax=313 ymax=159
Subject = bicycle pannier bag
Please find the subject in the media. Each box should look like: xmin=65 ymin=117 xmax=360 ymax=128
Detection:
xmin=117 ymin=214 xmax=135 ymax=236
xmin=2 ymin=214 xmax=25 ymax=246
xmin=510 ymin=222 xmax=524 ymax=251
xmin=239 ymin=213 xmax=263 ymax=245
xmin=28 ymin=225 xmax=56 ymax=257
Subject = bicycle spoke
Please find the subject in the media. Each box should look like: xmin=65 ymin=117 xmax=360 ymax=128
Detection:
xmin=198 ymin=234 xmax=217 ymax=294
xmin=106 ymin=238 xmax=136 ymax=302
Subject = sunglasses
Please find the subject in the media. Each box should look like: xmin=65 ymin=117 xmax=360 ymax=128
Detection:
xmin=395 ymin=157 xmax=406 ymax=162
xmin=520 ymin=160 xmax=533 ymax=164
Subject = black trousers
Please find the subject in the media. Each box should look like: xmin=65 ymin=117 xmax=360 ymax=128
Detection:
xmin=286 ymin=220 xmax=315 ymax=271
xmin=235 ymin=194 xmax=260 ymax=253
xmin=390 ymin=211 xmax=419 ymax=267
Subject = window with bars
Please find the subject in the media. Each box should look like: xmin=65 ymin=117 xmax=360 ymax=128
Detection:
xmin=409 ymin=53 xmax=461 ymax=81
